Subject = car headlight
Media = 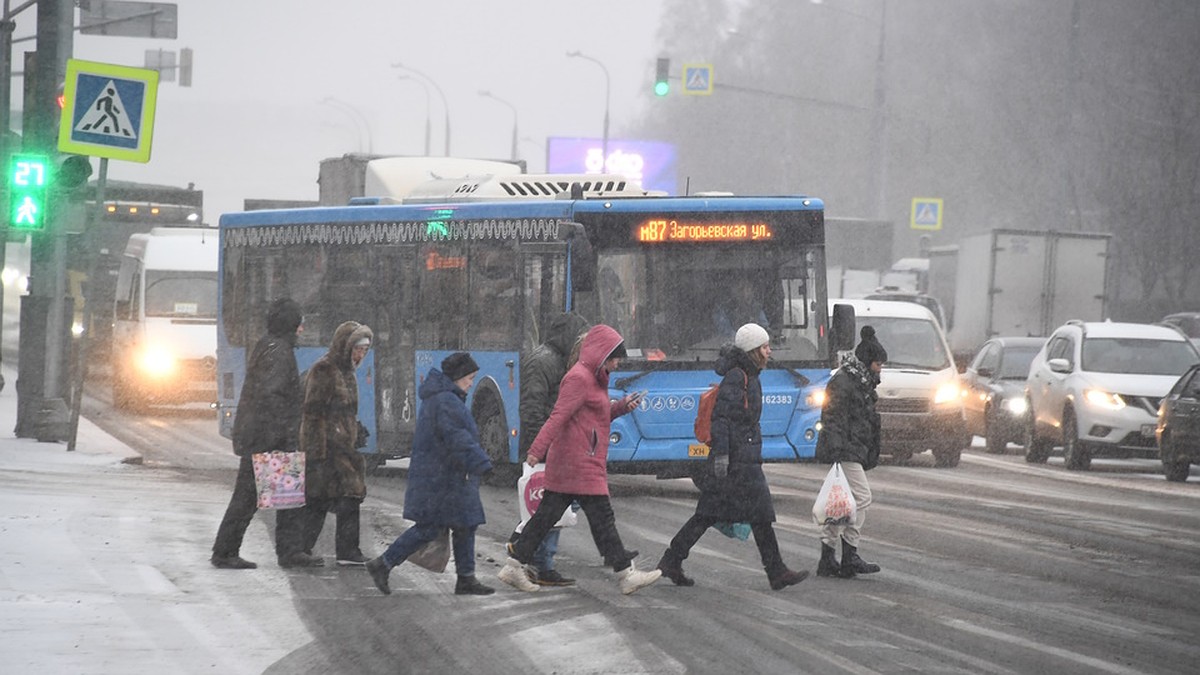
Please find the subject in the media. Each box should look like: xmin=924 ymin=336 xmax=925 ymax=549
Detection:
xmin=137 ymin=346 xmax=178 ymax=377
xmin=1084 ymin=388 xmax=1125 ymax=411
xmin=933 ymin=381 xmax=961 ymax=405
xmin=1003 ymin=397 xmax=1029 ymax=416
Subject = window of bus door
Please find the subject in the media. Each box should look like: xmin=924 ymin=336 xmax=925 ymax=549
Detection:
xmin=595 ymin=245 xmax=823 ymax=363
xmin=417 ymin=243 xmax=468 ymax=350
xmin=521 ymin=243 xmax=568 ymax=353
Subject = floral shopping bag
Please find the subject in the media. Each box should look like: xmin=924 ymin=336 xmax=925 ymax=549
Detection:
xmin=251 ymin=451 xmax=306 ymax=510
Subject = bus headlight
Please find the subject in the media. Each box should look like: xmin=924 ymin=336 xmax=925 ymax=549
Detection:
xmin=806 ymin=389 xmax=827 ymax=408
xmin=933 ymin=381 xmax=961 ymax=406
xmin=137 ymin=346 xmax=178 ymax=377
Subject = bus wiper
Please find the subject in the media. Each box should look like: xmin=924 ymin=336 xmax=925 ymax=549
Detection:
xmin=614 ymin=364 xmax=662 ymax=390
xmin=782 ymin=367 xmax=810 ymax=387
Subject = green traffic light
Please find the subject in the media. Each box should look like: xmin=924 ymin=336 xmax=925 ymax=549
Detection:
xmin=8 ymin=153 xmax=50 ymax=231
xmin=655 ymin=80 xmax=670 ymax=97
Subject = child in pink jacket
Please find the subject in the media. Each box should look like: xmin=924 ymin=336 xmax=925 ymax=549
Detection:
xmin=498 ymin=324 xmax=661 ymax=595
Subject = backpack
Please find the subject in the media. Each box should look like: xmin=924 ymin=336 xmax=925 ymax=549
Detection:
xmin=694 ymin=370 xmax=748 ymax=445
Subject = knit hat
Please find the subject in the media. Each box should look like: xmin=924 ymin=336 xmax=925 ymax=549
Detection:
xmin=354 ymin=337 xmax=371 ymax=348
xmin=854 ymin=325 xmax=888 ymax=365
xmin=734 ymin=323 xmax=770 ymax=352
xmin=442 ymin=352 xmax=479 ymax=381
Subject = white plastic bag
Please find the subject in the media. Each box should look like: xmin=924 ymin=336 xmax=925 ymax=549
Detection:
xmin=517 ymin=463 xmax=577 ymax=529
xmin=812 ymin=462 xmax=857 ymax=526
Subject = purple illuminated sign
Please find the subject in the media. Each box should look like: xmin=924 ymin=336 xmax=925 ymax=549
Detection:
xmin=546 ymin=137 xmax=677 ymax=194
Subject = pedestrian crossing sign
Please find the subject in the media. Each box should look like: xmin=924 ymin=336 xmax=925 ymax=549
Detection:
xmin=910 ymin=197 xmax=944 ymax=231
xmin=58 ymin=59 xmax=159 ymax=163
xmin=682 ymin=64 xmax=713 ymax=95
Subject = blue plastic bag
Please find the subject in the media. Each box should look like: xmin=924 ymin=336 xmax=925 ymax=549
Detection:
xmin=713 ymin=521 xmax=751 ymax=541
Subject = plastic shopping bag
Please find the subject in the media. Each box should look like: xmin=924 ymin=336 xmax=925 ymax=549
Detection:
xmin=517 ymin=463 xmax=577 ymax=529
xmin=713 ymin=522 xmax=751 ymax=541
xmin=251 ymin=451 xmax=306 ymax=510
xmin=812 ymin=462 xmax=857 ymax=526
xmin=408 ymin=528 xmax=451 ymax=573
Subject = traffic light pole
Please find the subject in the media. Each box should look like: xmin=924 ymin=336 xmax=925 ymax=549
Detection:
xmin=66 ymin=157 xmax=104 ymax=452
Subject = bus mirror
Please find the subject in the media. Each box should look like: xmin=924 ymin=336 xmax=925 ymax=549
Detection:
xmin=557 ymin=222 xmax=584 ymax=240
xmin=831 ymin=303 xmax=856 ymax=353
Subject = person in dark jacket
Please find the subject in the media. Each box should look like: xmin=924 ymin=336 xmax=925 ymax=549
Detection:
xmin=211 ymin=298 xmax=305 ymax=569
xmin=509 ymin=311 xmax=590 ymax=587
xmin=366 ymin=353 xmax=495 ymax=596
xmin=656 ymin=323 xmax=809 ymax=591
xmin=814 ymin=325 xmax=886 ymax=578
xmin=295 ymin=321 xmax=373 ymax=567
xmin=498 ymin=325 xmax=661 ymax=596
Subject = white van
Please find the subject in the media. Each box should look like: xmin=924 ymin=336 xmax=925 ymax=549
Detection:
xmin=829 ymin=298 xmax=968 ymax=467
xmin=111 ymin=227 xmax=219 ymax=408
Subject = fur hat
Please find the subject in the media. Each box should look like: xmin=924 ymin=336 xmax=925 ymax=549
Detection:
xmin=854 ymin=325 xmax=888 ymax=365
xmin=734 ymin=323 xmax=770 ymax=352
xmin=441 ymin=352 xmax=479 ymax=381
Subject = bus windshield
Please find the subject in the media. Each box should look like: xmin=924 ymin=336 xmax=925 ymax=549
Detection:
xmin=145 ymin=271 xmax=218 ymax=318
xmin=594 ymin=245 xmax=824 ymax=364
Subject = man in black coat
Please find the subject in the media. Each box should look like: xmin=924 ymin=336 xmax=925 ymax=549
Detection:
xmin=210 ymin=298 xmax=307 ymax=569
xmin=815 ymin=325 xmax=886 ymax=578
xmin=509 ymin=311 xmax=590 ymax=586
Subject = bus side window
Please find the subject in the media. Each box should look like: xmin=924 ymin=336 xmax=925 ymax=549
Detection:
xmin=418 ymin=244 xmax=468 ymax=350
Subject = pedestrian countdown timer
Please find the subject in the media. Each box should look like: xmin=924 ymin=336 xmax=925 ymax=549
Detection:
xmin=8 ymin=153 xmax=50 ymax=231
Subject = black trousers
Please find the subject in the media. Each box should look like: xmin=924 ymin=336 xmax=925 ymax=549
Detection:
xmin=661 ymin=513 xmax=786 ymax=578
xmin=298 ymin=497 xmax=362 ymax=559
xmin=513 ymin=490 xmax=634 ymax=571
xmin=212 ymin=454 xmax=305 ymax=558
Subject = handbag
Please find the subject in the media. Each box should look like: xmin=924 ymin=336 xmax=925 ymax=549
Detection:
xmin=812 ymin=462 xmax=857 ymax=526
xmin=251 ymin=451 xmax=306 ymax=510
xmin=713 ymin=522 xmax=751 ymax=541
xmin=408 ymin=528 xmax=451 ymax=573
xmin=517 ymin=463 xmax=578 ymax=529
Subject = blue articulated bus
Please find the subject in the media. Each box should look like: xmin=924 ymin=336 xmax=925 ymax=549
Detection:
xmin=217 ymin=172 xmax=844 ymax=482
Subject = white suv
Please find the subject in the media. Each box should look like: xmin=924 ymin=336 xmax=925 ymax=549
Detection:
xmin=1024 ymin=321 xmax=1200 ymax=470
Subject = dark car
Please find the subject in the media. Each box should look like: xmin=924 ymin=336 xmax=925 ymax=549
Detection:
xmin=1157 ymin=363 xmax=1200 ymax=482
xmin=1162 ymin=312 xmax=1200 ymax=348
xmin=961 ymin=337 xmax=1046 ymax=454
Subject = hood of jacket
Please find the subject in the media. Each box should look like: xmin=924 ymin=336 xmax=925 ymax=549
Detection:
xmin=716 ymin=344 xmax=760 ymax=377
xmin=545 ymin=312 xmax=591 ymax=358
xmin=266 ymin=298 xmax=302 ymax=345
xmin=419 ymin=367 xmax=465 ymax=402
xmin=326 ymin=321 xmax=374 ymax=370
xmin=577 ymin=324 xmax=624 ymax=384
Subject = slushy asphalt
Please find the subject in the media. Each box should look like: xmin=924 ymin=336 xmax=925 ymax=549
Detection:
xmin=0 ymin=364 xmax=311 ymax=674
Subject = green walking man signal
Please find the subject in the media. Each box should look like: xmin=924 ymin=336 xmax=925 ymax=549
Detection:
xmin=8 ymin=153 xmax=51 ymax=231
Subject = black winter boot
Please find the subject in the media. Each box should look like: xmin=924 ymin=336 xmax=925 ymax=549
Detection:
xmin=842 ymin=539 xmax=880 ymax=575
xmin=656 ymin=553 xmax=695 ymax=587
xmin=816 ymin=543 xmax=840 ymax=578
xmin=455 ymin=575 xmax=496 ymax=596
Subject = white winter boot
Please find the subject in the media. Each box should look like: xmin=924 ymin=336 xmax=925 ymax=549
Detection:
xmin=498 ymin=557 xmax=540 ymax=592
xmin=617 ymin=560 xmax=662 ymax=595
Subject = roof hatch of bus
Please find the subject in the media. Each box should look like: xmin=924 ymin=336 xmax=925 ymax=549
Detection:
xmin=400 ymin=173 xmax=663 ymax=204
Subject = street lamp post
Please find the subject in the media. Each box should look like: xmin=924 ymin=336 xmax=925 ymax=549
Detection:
xmin=566 ymin=50 xmax=610 ymax=171
xmin=319 ymin=96 xmax=374 ymax=154
xmin=397 ymin=75 xmax=432 ymax=156
xmin=478 ymin=90 xmax=518 ymax=161
xmin=392 ymin=62 xmax=451 ymax=156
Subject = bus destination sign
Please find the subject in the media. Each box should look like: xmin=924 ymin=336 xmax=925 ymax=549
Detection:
xmin=635 ymin=218 xmax=775 ymax=243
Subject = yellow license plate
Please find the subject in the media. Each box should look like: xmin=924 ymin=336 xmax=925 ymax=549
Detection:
xmin=688 ymin=444 xmax=710 ymax=457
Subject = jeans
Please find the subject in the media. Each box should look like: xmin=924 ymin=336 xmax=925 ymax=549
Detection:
xmin=661 ymin=513 xmax=786 ymax=578
xmin=514 ymin=491 xmax=633 ymax=572
xmin=381 ymin=523 xmax=478 ymax=577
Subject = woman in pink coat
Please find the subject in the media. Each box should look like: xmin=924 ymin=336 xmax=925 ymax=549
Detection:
xmin=498 ymin=324 xmax=662 ymax=596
